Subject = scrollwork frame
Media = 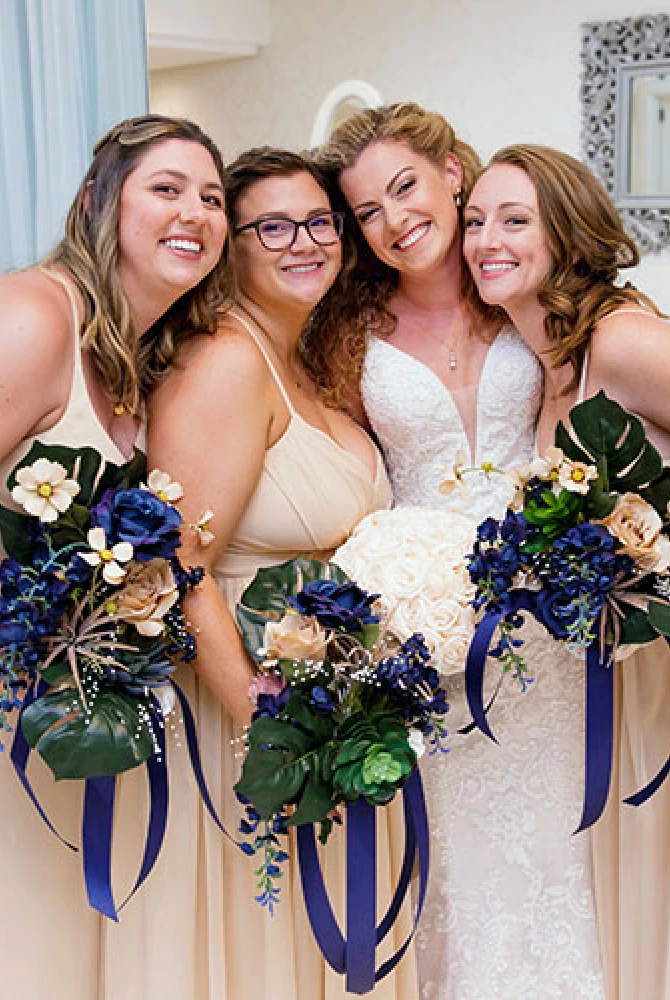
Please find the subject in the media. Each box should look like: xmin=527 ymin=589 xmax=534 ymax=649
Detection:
xmin=581 ymin=13 xmax=670 ymax=254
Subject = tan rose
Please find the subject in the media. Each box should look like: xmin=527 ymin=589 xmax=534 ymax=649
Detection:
xmin=603 ymin=493 xmax=670 ymax=572
xmin=115 ymin=559 xmax=179 ymax=636
xmin=263 ymin=614 xmax=328 ymax=661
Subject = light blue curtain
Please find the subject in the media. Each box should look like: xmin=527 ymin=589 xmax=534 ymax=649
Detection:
xmin=0 ymin=0 xmax=148 ymax=273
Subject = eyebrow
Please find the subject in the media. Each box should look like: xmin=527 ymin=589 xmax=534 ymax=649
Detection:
xmin=466 ymin=200 xmax=537 ymax=213
xmin=353 ymin=166 xmax=413 ymax=211
xmin=147 ymin=168 xmax=224 ymax=191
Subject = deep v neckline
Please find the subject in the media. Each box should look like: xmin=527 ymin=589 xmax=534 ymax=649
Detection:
xmin=372 ymin=330 xmax=502 ymax=464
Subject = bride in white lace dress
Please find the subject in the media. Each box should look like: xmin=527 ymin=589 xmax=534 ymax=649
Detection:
xmin=313 ymin=104 xmax=605 ymax=999
xmin=464 ymin=143 xmax=670 ymax=1000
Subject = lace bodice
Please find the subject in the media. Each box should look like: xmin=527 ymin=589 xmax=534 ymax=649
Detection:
xmin=362 ymin=325 xmax=604 ymax=998
xmin=361 ymin=325 xmax=542 ymax=520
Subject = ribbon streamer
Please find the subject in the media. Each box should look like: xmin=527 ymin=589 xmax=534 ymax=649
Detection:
xmin=296 ymin=769 xmax=430 ymax=994
xmin=575 ymin=642 xmax=614 ymax=832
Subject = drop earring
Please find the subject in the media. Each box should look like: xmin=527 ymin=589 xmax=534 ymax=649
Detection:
xmin=454 ymin=187 xmax=463 ymax=209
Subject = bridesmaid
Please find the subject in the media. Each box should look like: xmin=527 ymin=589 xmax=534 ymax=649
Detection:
xmin=0 ymin=115 xmax=229 ymax=1000
xmin=119 ymin=147 xmax=413 ymax=1000
xmin=463 ymin=143 xmax=670 ymax=1000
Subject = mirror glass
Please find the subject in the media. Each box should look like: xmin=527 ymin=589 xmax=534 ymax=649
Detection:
xmin=625 ymin=66 xmax=670 ymax=196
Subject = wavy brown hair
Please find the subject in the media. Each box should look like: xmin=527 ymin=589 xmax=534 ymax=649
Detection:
xmin=225 ymin=145 xmax=362 ymax=384
xmin=44 ymin=115 xmax=232 ymax=413
xmin=308 ymin=102 xmax=502 ymax=411
xmin=489 ymin=144 xmax=661 ymax=391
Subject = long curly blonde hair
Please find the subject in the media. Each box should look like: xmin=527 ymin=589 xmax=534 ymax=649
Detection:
xmin=489 ymin=144 xmax=661 ymax=391
xmin=44 ymin=115 xmax=232 ymax=414
xmin=307 ymin=102 xmax=502 ymax=411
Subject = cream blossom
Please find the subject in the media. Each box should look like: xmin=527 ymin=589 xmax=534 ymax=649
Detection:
xmin=114 ymin=559 xmax=178 ymax=636
xmin=190 ymin=509 xmax=215 ymax=546
xmin=507 ymin=463 xmax=532 ymax=510
xmin=407 ymin=728 xmax=426 ymax=759
xmin=144 ymin=469 xmax=183 ymax=504
xmin=79 ymin=526 xmax=133 ymax=585
xmin=334 ymin=507 xmax=478 ymax=676
xmin=529 ymin=446 xmax=565 ymax=486
xmin=438 ymin=449 xmax=468 ymax=497
xmin=557 ymin=459 xmax=598 ymax=495
xmin=262 ymin=614 xmax=328 ymax=661
xmin=603 ymin=493 xmax=670 ymax=573
xmin=11 ymin=458 xmax=80 ymax=522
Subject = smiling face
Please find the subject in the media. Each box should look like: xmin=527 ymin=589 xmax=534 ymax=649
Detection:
xmin=116 ymin=137 xmax=228 ymax=312
xmin=338 ymin=139 xmax=463 ymax=276
xmin=463 ymin=163 xmax=554 ymax=315
xmin=232 ymin=171 xmax=342 ymax=315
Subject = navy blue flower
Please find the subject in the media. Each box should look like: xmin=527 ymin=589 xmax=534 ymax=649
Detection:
xmin=309 ymin=685 xmax=336 ymax=714
xmin=91 ymin=487 xmax=181 ymax=562
xmin=289 ymin=580 xmax=379 ymax=633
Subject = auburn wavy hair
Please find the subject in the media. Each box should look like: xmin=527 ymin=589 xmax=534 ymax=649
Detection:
xmin=488 ymin=144 xmax=661 ymax=391
xmin=44 ymin=114 xmax=232 ymax=414
xmin=308 ymin=102 xmax=503 ymax=411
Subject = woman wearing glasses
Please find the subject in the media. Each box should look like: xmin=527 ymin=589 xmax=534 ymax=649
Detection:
xmin=141 ymin=148 xmax=411 ymax=1000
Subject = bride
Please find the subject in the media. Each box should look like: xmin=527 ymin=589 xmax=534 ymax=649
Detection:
xmin=312 ymin=104 xmax=605 ymax=999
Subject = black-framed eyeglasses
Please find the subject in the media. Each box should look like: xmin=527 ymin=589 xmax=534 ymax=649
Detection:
xmin=233 ymin=211 xmax=345 ymax=251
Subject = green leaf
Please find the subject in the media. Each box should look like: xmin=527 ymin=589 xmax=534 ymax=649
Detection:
xmin=557 ymin=392 xmax=663 ymax=493
xmin=40 ymin=657 xmax=71 ymax=687
xmin=648 ymin=601 xmax=670 ymax=636
xmin=287 ymin=767 xmax=335 ymax=827
xmin=0 ymin=506 xmax=33 ymax=562
xmin=20 ymin=687 xmax=153 ymax=780
xmin=236 ymin=557 xmax=350 ymax=662
xmin=618 ymin=608 xmax=658 ymax=646
xmin=235 ymin=714 xmax=316 ymax=818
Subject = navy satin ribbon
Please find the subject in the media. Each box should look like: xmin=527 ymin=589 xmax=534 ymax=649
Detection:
xmin=465 ymin=590 xmax=537 ymax=742
xmin=575 ymin=642 xmax=614 ymax=833
xmin=296 ymin=770 xmax=430 ymax=995
xmin=10 ymin=679 xmax=77 ymax=850
xmin=624 ymin=635 xmax=670 ymax=809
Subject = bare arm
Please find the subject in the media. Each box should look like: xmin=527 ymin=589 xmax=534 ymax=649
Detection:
xmin=588 ymin=311 xmax=670 ymax=447
xmin=0 ymin=271 xmax=74 ymax=461
xmin=147 ymin=324 xmax=280 ymax=726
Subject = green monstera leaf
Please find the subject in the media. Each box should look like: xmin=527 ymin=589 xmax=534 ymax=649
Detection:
xmin=556 ymin=393 xmax=664 ymax=499
xmin=236 ymin=557 xmax=350 ymax=663
xmin=20 ymin=686 xmax=154 ymax=780
xmin=234 ymin=692 xmax=336 ymax=822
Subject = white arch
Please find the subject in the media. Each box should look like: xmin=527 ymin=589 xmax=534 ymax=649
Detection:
xmin=310 ymin=80 xmax=384 ymax=147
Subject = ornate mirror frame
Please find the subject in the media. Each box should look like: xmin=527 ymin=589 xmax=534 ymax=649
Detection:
xmin=581 ymin=13 xmax=670 ymax=254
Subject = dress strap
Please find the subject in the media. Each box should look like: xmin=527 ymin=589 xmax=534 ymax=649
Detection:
xmin=37 ymin=267 xmax=84 ymax=365
xmin=228 ymin=308 xmax=296 ymax=415
xmin=578 ymin=348 xmax=590 ymax=404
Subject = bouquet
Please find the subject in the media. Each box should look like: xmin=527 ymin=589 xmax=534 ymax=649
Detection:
xmin=466 ymin=392 xmax=670 ymax=828
xmin=0 ymin=442 xmax=207 ymax=918
xmin=334 ymin=507 xmax=478 ymax=676
xmin=234 ymin=556 xmax=447 ymax=991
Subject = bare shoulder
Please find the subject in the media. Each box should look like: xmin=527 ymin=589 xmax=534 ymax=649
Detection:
xmin=592 ymin=308 xmax=669 ymax=367
xmin=0 ymin=270 xmax=73 ymax=366
xmin=149 ymin=315 xmax=276 ymax=421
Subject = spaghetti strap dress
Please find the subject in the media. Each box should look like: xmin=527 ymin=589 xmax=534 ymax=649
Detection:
xmin=101 ymin=312 xmax=419 ymax=1000
xmin=580 ymin=311 xmax=670 ymax=1000
xmin=0 ymin=269 xmax=139 ymax=1000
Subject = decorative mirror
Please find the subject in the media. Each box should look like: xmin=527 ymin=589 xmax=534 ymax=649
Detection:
xmin=581 ymin=13 xmax=670 ymax=253
xmin=310 ymin=80 xmax=384 ymax=147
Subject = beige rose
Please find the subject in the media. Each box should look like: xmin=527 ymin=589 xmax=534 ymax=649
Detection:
xmin=115 ymin=559 xmax=179 ymax=636
xmin=263 ymin=614 xmax=328 ymax=661
xmin=603 ymin=493 xmax=670 ymax=572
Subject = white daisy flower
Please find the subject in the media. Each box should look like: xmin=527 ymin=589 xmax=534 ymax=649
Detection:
xmin=11 ymin=458 xmax=80 ymax=522
xmin=79 ymin=526 xmax=133 ymax=585
xmin=144 ymin=469 xmax=183 ymax=504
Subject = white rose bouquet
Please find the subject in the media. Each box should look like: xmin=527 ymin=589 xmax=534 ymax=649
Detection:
xmin=333 ymin=506 xmax=478 ymax=677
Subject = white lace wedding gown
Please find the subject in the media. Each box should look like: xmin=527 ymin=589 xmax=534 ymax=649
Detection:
xmin=361 ymin=327 xmax=606 ymax=1000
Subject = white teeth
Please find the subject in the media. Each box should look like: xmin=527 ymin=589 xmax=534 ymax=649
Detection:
xmin=396 ymin=224 xmax=429 ymax=249
xmin=481 ymin=262 xmax=517 ymax=273
xmin=164 ymin=238 xmax=202 ymax=253
xmin=285 ymin=263 xmax=320 ymax=273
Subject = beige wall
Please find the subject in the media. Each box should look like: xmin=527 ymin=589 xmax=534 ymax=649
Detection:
xmin=151 ymin=0 xmax=670 ymax=307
